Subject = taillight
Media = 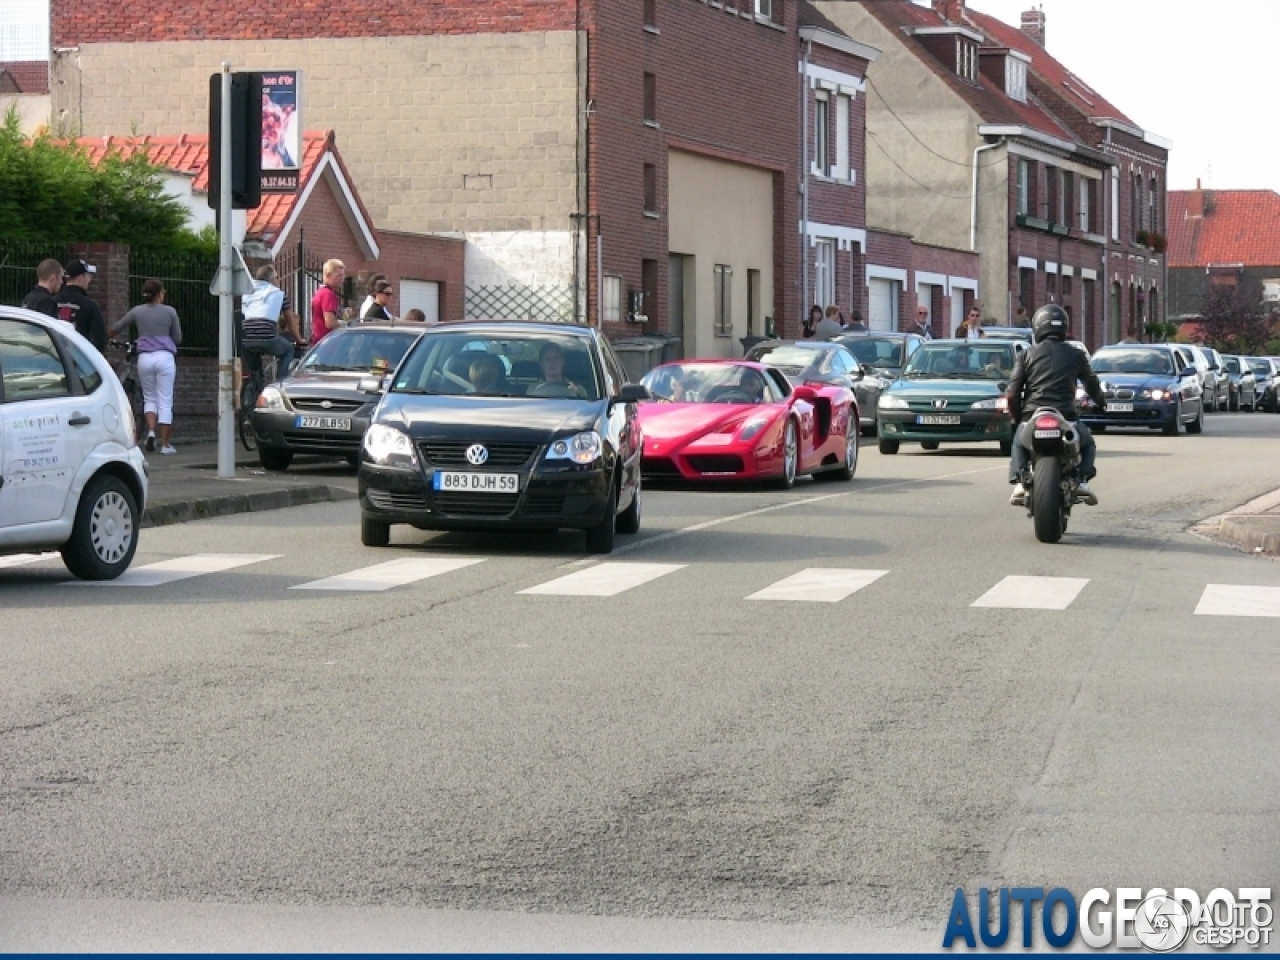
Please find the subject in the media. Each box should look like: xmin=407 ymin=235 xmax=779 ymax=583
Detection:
xmin=1035 ymin=415 xmax=1059 ymax=430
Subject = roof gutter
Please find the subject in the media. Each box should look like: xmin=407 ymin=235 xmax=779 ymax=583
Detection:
xmin=798 ymin=25 xmax=881 ymax=62
xmin=978 ymin=124 xmax=1115 ymax=167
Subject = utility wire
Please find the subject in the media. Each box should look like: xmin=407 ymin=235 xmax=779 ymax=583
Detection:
xmin=867 ymin=130 xmax=1008 ymax=200
xmin=866 ymin=75 xmax=1006 ymax=170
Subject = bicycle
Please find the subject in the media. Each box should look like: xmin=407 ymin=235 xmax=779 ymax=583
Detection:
xmin=108 ymin=339 xmax=147 ymax=445
xmin=238 ymin=349 xmax=280 ymax=452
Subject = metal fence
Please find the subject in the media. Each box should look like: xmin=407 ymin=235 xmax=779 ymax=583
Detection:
xmin=128 ymin=251 xmax=219 ymax=355
xmin=274 ymin=239 xmax=326 ymax=341
xmin=0 ymin=241 xmax=70 ymax=308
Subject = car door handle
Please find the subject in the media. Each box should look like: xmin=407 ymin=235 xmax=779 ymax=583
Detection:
xmin=68 ymin=415 xmax=91 ymax=426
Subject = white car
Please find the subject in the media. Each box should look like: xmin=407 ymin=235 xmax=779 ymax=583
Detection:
xmin=0 ymin=305 xmax=148 ymax=579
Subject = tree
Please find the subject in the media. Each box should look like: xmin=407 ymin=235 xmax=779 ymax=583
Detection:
xmin=1197 ymin=277 xmax=1273 ymax=355
xmin=0 ymin=107 xmax=215 ymax=256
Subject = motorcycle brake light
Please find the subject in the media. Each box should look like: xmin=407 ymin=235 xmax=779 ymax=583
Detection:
xmin=1034 ymin=415 xmax=1060 ymax=430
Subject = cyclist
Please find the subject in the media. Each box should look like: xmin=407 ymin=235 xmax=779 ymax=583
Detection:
xmin=241 ymin=265 xmax=300 ymax=385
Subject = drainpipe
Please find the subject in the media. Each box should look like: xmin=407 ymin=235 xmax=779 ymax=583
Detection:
xmin=801 ymin=35 xmax=813 ymax=331
xmin=970 ymin=139 xmax=1001 ymax=251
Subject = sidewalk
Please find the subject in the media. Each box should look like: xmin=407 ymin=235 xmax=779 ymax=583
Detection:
xmin=1192 ymin=487 xmax=1280 ymax=556
xmin=141 ymin=443 xmax=358 ymax=528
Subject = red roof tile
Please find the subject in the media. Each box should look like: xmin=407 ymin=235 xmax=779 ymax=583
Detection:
xmin=0 ymin=61 xmax=50 ymax=95
xmin=75 ymin=131 xmax=337 ymax=243
xmin=1168 ymin=190 xmax=1280 ymax=268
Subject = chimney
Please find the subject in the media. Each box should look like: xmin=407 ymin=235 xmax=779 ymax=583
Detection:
xmin=1187 ymin=179 xmax=1206 ymax=219
xmin=1020 ymin=7 xmax=1046 ymax=47
xmin=931 ymin=0 xmax=964 ymax=23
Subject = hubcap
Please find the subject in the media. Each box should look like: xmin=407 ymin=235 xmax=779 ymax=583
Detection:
xmin=785 ymin=425 xmax=797 ymax=481
xmin=90 ymin=491 xmax=133 ymax=563
xmin=847 ymin=434 xmax=858 ymax=472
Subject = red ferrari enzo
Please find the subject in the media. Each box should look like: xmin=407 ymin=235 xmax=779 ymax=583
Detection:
xmin=636 ymin=360 xmax=859 ymax=487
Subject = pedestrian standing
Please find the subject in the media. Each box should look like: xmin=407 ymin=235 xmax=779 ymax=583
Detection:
xmin=955 ymin=304 xmax=985 ymax=339
xmin=310 ymin=259 xmax=345 ymax=344
xmin=845 ymin=310 xmax=869 ymax=333
xmin=113 ymin=279 xmax=183 ymax=454
xmin=912 ymin=306 xmax=933 ymax=339
xmin=803 ymin=304 xmax=823 ymax=339
xmin=358 ymin=273 xmax=386 ymax=320
xmin=55 ymin=259 xmax=107 ymax=352
xmin=362 ymin=280 xmax=396 ymax=322
xmin=22 ymin=259 xmax=63 ymax=318
xmin=815 ymin=305 xmax=844 ymax=341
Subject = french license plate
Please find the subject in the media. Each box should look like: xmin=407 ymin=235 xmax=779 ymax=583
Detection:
xmin=1034 ymin=429 xmax=1062 ymax=438
xmin=1105 ymin=403 xmax=1134 ymax=413
xmin=433 ymin=471 xmax=519 ymax=493
xmin=916 ymin=414 xmax=961 ymax=425
xmin=295 ymin=415 xmax=352 ymax=430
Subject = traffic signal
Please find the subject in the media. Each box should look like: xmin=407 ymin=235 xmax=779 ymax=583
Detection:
xmin=208 ymin=71 xmax=263 ymax=210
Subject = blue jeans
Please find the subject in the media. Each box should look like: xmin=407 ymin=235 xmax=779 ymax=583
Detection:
xmin=242 ymin=336 xmax=295 ymax=382
xmin=1010 ymin=419 xmax=1096 ymax=483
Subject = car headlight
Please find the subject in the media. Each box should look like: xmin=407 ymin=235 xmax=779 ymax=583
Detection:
xmin=738 ymin=416 xmax=771 ymax=441
xmin=256 ymin=385 xmax=286 ymax=410
xmin=879 ymin=395 xmax=910 ymax=409
xmin=546 ymin=431 xmax=602 ymax=465
xmin=970 ymin=396 xmax=1008 ymax=411
xmin=363 ymin=424 xmax=418 ymax=469
xmin=1143 ymin=388 xmax=1169 ymax=401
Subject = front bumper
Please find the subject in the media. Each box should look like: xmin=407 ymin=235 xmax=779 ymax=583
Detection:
xmin=877 ymin=410 xmax=1012 ymax=444
xmin=1079 ymin=400 xmax=1177 ymax=428
xmin=252 ymin=409 xmax=372 ymax=457
xmin=360 ymin=459 xmax=611 ymax=531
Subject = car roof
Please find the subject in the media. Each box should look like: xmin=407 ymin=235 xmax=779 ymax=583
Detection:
xmin=834 ymin=331 xmax=911 ymax=340
xmin=654 ymin=359 xmax=769 ymax=370
xmin=919 ymin=338 xmax=1016 ymax=346
xmin=335 ymin=322 xmax=423 ymax=334
xmin=1095 ymin=343 xmax=1177 ymax=352
xmin=749 ymin=339 xmax=840 ymax=350
xmin=427 ymin=320 xmax=595 ymax=339
xmin=981 ymin=327 xmax=1034 ymax=337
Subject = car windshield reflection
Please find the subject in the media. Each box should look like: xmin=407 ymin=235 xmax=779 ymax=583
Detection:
xmin=298 ymin=328 xmax=420 ymax=375
xmin=642 ymin=363 xmax=772 ymax=404
xmin=903 ymin=343 xmax=1014 ymax=380
xmin=391 ymin=332 xmax=601 ymax=400
xmin=839 ymin=336 xmax=904 ymax=368
xmin=1091 ymin=349 xmax=1175 ymax=376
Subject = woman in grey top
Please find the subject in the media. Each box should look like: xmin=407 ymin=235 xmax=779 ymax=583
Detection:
xmin=113 ymin=279 xmax=183 ymax=454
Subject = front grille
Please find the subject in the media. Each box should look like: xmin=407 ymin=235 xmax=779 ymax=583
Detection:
xmin=291 ymin=397 xmax=364 ymax=413
xmin=282 ymin=432 xmax=361 ymax=452
xmin=901 ymin=422 xmax=974 ymax=434
xmin=641 ymin=457 xmax=680 ymax=476
xmin=434 ymin=491 xmax=519 ymax=517
xmin=686 ymin=454 xmax=745 ymax=474
xmin=1112 ymin=389 xmax=1135 ymax=401
xmin=366 ymin=488 xmax=428 ymax=512
xmin=523 ymin=492 xmax=567 ymax=515
xmin=418 ymin=441 xmax=538 ymax=468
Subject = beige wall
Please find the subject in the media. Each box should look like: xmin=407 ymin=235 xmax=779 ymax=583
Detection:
xmin=975 ymin=142 xmax=1010 ymax=320
xmin=667 ymin=150 xmax=774 ymax=359
xmin=52 ymin=32 xmax=579 ymax=236
xmin=0 ymin=94 xmax=51 ymax=134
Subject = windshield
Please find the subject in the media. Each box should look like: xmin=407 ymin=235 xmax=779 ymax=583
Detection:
xmin=1222 ymin=356 xmax=1242 ymax=374
xmin=1091 ymin=349 xmax=1174 ymax=376
xmin=746 ymin=344 xmax=823 ymax=373
xmin=1249 ymin=358 xmax=1273 ymax=376
xmin=298 ymin=328 xmax=419 ymax=374
xmin=391 ymin=332 xmax=601 ymax=400
xmin=840 ymin=337 xmax=904 ymax=368
xmin=641 ymin=363 xmax=774 ymax=404
xmin=902 ymin=343 xmax=1016 ymax=380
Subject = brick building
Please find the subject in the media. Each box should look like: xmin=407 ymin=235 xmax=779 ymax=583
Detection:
xmin=49 ymin=0 xmax=980 ymax=355
xmin=812 ymin=0 xmax=1171 ymax=349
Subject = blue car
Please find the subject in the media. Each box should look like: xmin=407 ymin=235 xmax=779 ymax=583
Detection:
xmin=1079 ymin=344 xmax=1205 ymax=435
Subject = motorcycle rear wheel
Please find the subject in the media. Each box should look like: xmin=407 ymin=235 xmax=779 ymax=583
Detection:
xmin=1031 ymin=456 xmax=1065 ymax=544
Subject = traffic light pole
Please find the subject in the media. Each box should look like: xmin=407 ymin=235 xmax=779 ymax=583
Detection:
xmin=217 ymin=62 xmax=235 ymax=479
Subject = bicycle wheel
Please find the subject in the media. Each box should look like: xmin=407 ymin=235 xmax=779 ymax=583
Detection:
xmin=239 ymin=376 xmax=260 ymax=451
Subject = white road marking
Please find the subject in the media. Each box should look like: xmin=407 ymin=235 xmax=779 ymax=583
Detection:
xmin=63 ymin=554 xmax=280 ymax=588
xmin=748 ymin=568 xmax=889 ymax=603
xmin=0 ymin=552 xmax=60 ymax=570
xmin=520 ymin=562 xmax=685 ymax=597
xmin=971 ymin=575 xmax=1090 ymax=610
xmin=292 ymin=557 xmax=486 ymax=592
xmin=1194 ymin=584 xmax=1280 ymax=618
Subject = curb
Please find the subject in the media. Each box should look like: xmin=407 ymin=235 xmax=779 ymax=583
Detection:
xmin=142 ymin=485 xmax=358 ymax=529
xmin=1192 ymin=487 xmax=1280 ymax=556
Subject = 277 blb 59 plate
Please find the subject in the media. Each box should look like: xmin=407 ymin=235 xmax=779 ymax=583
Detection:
xmin=295 ymin=415 xmax=352 ymax=430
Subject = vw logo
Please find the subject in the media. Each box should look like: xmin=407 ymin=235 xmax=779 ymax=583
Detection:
xmin=320 ymin=400 xmax=332 ymax=410
xmin=932 ymin=399 xmax=948 ymax=409
xmin=465 ymin=444 xmax=489 ymax=466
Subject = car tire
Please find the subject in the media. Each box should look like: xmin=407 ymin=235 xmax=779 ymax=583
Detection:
xmin=774 ymin=420 xmax=799 ymax=489
xmin=586 ymin=479 xmax=618 ymax=554
xmin=615 ymin=477 xmax=641 ymax=534
xmin=878 ymin=438 xmax=899 ymax=455
xmin=361 ymin=516 xmax=391 ymax=547
xmin=1186 ymin=404 xmax=1204 ymax=434
xmin=1229 ymin=391 xmax=1239 ymax=412
xmin=920 ymin=440 xmax=940 ymax=451
xmin=1163 ymin=401 xmax=1181 ymax=435
xmin=60 ymin=474 xmax=139 ymax=581
xmin=999 ymin=439 xmax=1013 ymax=456
xmin=818 ymin=430 xmax=859 ymax=482
xmin=258 ymin=447 xmax=293 ymax=471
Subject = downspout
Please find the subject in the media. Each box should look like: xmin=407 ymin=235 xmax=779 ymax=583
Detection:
xmin=970 ymin=138 xmax=1001 ymax=251
xmin=801 ymin=35 xmax=813 ymax=330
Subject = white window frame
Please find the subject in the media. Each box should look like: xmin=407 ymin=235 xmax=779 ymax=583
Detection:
xmin=714 ymin=264 xmax=733 ymax=338
xmin=834 ymin=95 xmax=850 ymax=181
xmin=813 ymin=94 xmax=830 ymax=177
xmin=1017 ymin=158 xmax=1031 ymax=216
xmin=603 ymin=275 xmax=622 ymax=324
xmin=1110 ymin=169 xmax=1120 ymax=242
xmin=1005 ymin=56 xmax=1027 ymax=103
xmin=1078 ymin=177 xmax=1090 ymax=233
xmin=814 ymin=239 xmax=836 ymax=310
xmin=754 ymin=0 xmax=773 ymax=20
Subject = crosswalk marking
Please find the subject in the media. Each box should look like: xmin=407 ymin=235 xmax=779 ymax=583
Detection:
xmin=748 ymin=568 xmax=889 ymax=603
xmin=0 ymin=552 xmax=59 ymax=570
xmin=62 ymin=554 xmax=280 ymax=588
xmin=292 ymin=557 xmax=486 ymax=592
xmin=971 ymin=575 xmax=1090 ymax=611
xmin=519 ymin=562 xmax=686 ymax=597
xmin=1194 ymin=584 xmax=1280 ymax=618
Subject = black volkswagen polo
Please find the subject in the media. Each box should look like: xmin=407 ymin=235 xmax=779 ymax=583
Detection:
xmin=358 ymin=322 xmax=648 ymax=553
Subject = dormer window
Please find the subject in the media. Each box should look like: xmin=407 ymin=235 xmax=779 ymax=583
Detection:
xmin=1005 ymin=55 xmax=1027 ymax=102
xmin=957 ymin=40 xmax=977 ymax=81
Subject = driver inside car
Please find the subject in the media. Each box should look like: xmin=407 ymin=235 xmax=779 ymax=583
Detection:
xmin=468 ymin=353 xmax=508 ymax=395
xmin=528 ymin=342 xmax=587 ymax=399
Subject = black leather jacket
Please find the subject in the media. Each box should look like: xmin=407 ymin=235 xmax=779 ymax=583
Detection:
xmin=1007 ymin=339 xmax=1105 ymax=422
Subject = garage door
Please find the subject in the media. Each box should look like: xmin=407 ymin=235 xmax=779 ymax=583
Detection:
xmin=868 ymin=278 xmax=898 ymax=332
xmin=399 ymin=280 xmax=440 ymax=324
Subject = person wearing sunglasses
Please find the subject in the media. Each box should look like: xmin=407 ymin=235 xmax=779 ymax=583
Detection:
xmin=362 ymin=280 xmax=396 ymax=323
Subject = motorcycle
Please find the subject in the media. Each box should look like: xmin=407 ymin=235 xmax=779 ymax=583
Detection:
xmin=1014 ymin=407 xmax=1088 ymax=543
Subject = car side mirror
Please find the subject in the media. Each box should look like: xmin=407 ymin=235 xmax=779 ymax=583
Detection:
xmin=358 ymin=376 xmax=387 ymax=395
xmin=1179 ymin=367 xmax=1197 ymax=379
xmin=618 ymin=384 xmax=650 ymax=404
xmin=851 ymin=363 xmax=868 ymax=380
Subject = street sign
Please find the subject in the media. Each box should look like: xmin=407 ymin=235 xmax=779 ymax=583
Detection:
xmin=210 ymin=244 xmax=255 ymax=297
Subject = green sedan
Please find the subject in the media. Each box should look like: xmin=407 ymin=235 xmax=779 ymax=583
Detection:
xmin=876 ymin=339 xmax=1019 ymax=455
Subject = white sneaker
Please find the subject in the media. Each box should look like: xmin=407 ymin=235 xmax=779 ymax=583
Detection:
xmin=160 ymin=444 xmax=178 ymax=456
xmin=1075 ymin=482 xmax=1098 ymax=506
xmin=145 ymin=432 xmax=156 ymax=452
xmin=1009 ymin=483 xmax=1028 ymax=507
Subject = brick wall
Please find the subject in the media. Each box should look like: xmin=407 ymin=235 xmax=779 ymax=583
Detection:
xmin=65 ymin=241 xmax=129 ymax=325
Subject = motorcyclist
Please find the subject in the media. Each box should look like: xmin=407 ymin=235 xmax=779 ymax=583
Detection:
xmin=1006 ymin=304 xmax=1105 ymax=507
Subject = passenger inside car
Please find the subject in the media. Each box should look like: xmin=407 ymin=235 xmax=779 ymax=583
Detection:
xmin=468 ymin=353 xmax=508 ymax=395
xmin=528 ymin=341 xmax=588 ymax=399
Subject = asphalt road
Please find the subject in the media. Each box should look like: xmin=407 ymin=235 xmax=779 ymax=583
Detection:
xmin=2 ymin=411 xmax=1278 ymax=951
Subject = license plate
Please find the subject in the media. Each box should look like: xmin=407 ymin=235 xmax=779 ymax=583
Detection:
xmin=295 ymin=415 xmax=352 ymax=430
xmin=1105 ymin=403 xmax=1134 ymax=413
xmin=1034 ymin=429 xmax=1061 ymax=438
xmin=433 ymin=471 xmax=519 ymax=493
xmin=916 ymin=414 xmax=961 ymax=425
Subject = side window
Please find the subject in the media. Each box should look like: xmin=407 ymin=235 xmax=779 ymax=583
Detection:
xmin=830 ymin=350 xmax=852 ymax=374
xmin=0 ymin=319 xmax=71 ymax=402
xmin=599 ymin=341 xmax=626 ymax=394
xmin=67 ymin=341 xmax=103 ymax=394
xmin=767 ymin=368 xmax=791 ymax=397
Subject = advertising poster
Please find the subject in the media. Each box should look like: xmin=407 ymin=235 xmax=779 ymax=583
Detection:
xmin=260 ymin=71 xmax=301 ymax=192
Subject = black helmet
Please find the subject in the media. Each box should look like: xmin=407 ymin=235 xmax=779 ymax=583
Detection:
xmin=1032 ymin=304 xmax=1069 ymax=343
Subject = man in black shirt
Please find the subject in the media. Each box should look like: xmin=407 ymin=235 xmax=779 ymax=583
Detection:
xmin=21 ymin=258 xmax=63 ymax=318
xmin=55 ymin=259 xmax=108 ymax=352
